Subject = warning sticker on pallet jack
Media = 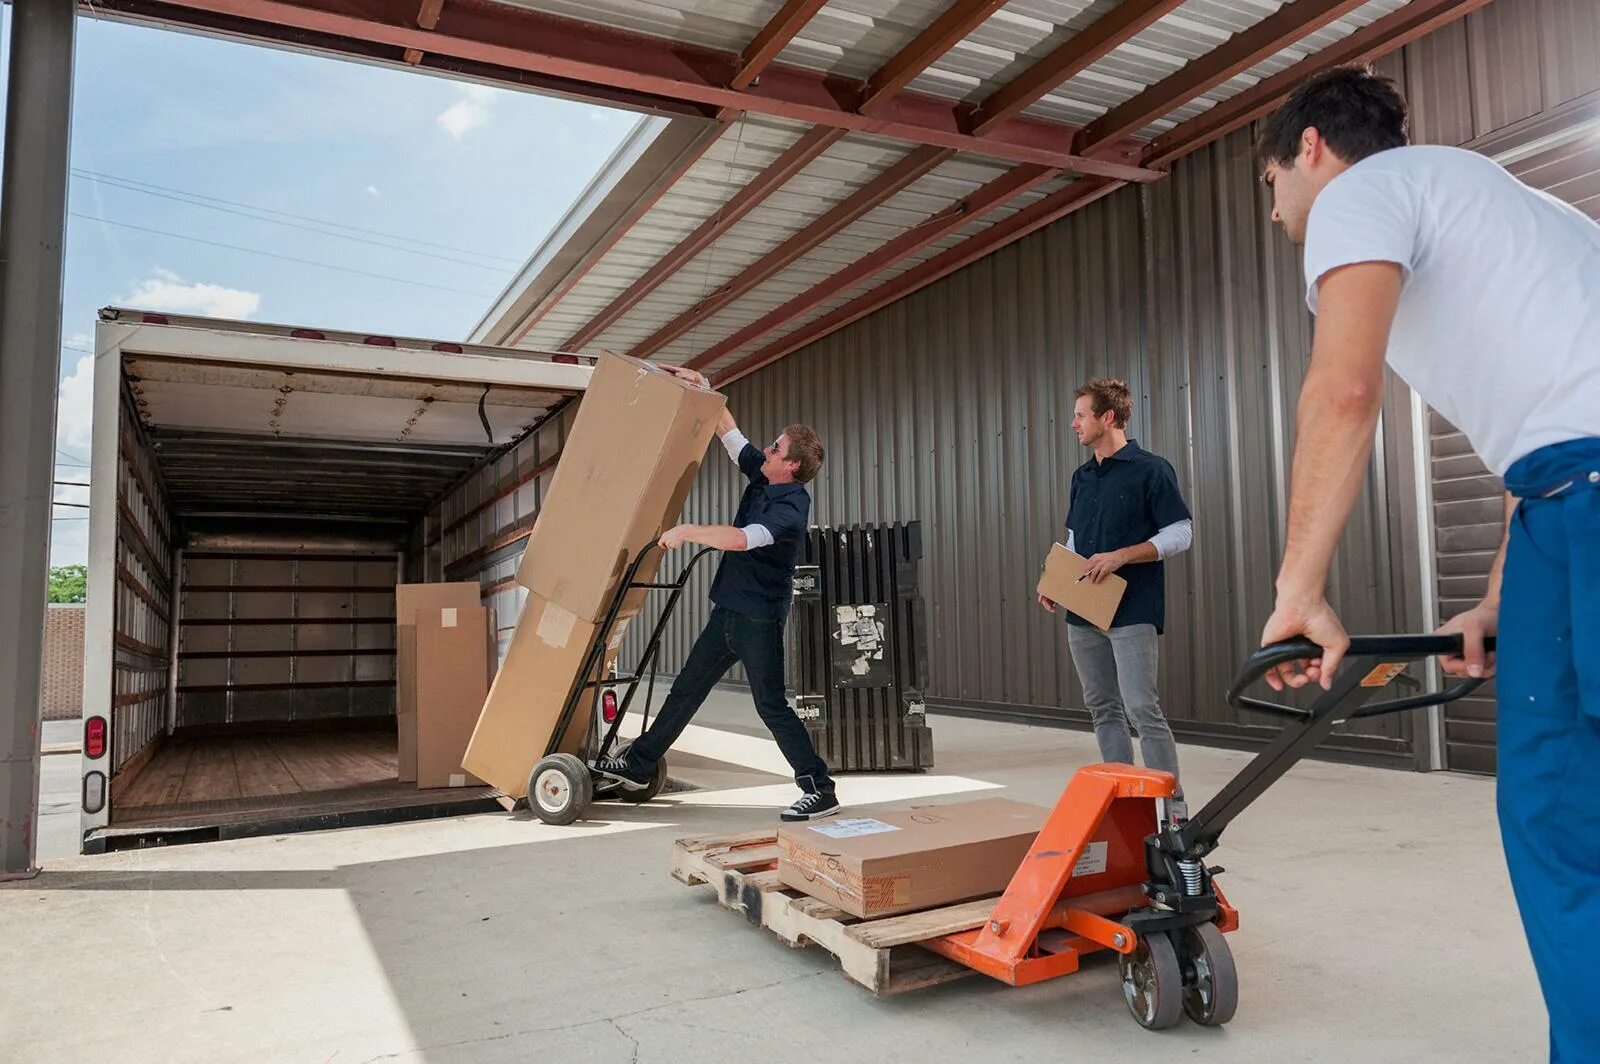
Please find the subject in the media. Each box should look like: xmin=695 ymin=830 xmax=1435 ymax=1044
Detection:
xmin=1072 ymin=841 xmax=1108 ymax=878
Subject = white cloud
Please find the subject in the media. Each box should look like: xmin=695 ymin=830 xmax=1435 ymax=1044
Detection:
xmin=366 ymin=185 xmax=382 ymax=198
xmin=438 ymin=84 xmax=496 ymax=139
xmin=56 ymin=354 xmax=95 ymax=461
xmin=121 ymin=269 xmax=261 ymax=320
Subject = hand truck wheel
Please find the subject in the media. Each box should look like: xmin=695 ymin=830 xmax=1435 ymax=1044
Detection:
xmin=1181 ymin=922 xmax=1238 ymax=1026
xmin=1120 ymin=930 xmax=1184 ymax=1030
xmin=527 ymin=753 xmax=593 ymax=825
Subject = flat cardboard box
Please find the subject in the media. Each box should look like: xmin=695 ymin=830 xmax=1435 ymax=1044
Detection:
xmin=414 ymin=605 xmax=492 ymax=789
xmin=395 ymin=582 xmax=484 ymax=783
xmin=776 ymin=798 xmax=1049 ymax=919
xmin=515 ymin=351 xmax=725 ymax=621
xmin=1036 ymin=543 xmax=1127 ymax=631
xmin=461 ymin=593 xmax=628 ymax=799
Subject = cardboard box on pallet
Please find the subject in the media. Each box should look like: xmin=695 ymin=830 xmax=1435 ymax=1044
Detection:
xmin=514 ymin=351 xmax=725 ymax=622
xmin=395 ymin=582 xmax=484 ymax=783
xmin=461 ymin=593 xmax=628 ymax=799
xmin=414 ymin=605 xmax=493 ymax=789
xmin=776 ymin=798 xmax=1050 ymax=919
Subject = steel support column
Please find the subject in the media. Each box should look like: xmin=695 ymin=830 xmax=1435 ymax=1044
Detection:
xmin=0 ymin=0 xmax=76 ymax=879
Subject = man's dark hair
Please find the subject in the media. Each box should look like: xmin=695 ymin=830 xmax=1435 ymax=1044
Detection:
xmin=1257 ymin=66 xmax=1409 ymax=170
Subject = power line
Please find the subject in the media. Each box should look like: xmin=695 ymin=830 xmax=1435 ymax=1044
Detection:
xmin=55 ymin=480 xmax=91 ymax=489
xmin=53 ymin=501 xmax=90 ymax=509
xmin=72 ymin=171 xmax=517 ymax=274
xmin=70 ymin=213 xmax=498 ymax=299
xmin=70 ymin=167 xmax=525 ymax=266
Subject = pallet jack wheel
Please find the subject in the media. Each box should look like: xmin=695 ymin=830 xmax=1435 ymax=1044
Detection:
xmin=1181 ymin=922 xmax=1239 ymax=1026
xmin=528 ymin=753 xmax=593 ymax=825
xmin=1121 ymin=930 xmax=1184 ymax=1030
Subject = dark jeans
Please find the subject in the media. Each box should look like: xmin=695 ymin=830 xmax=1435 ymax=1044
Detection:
xmin=626 ymin=606 xmax=834 ymax=796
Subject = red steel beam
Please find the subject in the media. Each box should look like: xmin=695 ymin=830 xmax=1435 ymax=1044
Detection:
xmin=860 ymin=0 xmax=1011 ymax=114
xmin=686 ymin=162 xmax=1060 ymax=371
xmin=140 ymin=0 xmax=1162 ymax=181
xmin=732 ymin=0 xmax=829 ymax=89
xmin=970 ymin=0 xmax=1185 ymax=135
xmin=1074 ymin=0 xmax=1370 ymax=155
xmin=561 ymin=125 xmax=845 ymax=351
xmin=628 ymin=144 xmax=955 ymax=359
xmin=1142 ymin=0 xmax=1498 ymax=166
xmin=711 ymin=176 xmax=1123 ymax=386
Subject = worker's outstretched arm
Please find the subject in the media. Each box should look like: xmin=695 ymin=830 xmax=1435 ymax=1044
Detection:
xmin=659 ymin=523 xmax=765 ymax=552
xmin=1261 ymin=261 xmax=1401 ymax=691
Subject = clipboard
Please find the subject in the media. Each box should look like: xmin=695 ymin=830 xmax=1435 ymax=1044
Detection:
xmin=1035 ymin=543 xmax=1126 ymax=631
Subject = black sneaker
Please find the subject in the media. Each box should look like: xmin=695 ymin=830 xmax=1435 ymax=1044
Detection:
xmin=592 ymin=755 xmax=650 ymax=791
xmin=781 ymin=792 xmax=840 ymax=822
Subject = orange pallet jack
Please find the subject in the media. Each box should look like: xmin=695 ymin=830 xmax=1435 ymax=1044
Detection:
xmin=912 ymin=633 xmax=1487 ymax=1029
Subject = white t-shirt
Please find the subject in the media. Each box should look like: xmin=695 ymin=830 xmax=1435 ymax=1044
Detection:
xmin=1302 ymin=145 xmax=1600 ymax=475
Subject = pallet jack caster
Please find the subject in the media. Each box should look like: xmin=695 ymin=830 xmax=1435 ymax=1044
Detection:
xmin=1119 ymin=920 xmax=1238 ymax=1030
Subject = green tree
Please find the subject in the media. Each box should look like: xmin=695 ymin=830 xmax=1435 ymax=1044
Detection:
xmin=49 ymin=565 xmax=88 ymax=604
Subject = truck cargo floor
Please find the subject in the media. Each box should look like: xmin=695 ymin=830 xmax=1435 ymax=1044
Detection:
xmin=97 ymin=728 xmax=500 ymax=848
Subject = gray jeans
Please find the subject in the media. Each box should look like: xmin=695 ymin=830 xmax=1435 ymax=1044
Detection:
xmin=1066 ymin=622 xmax=1180 ymax=781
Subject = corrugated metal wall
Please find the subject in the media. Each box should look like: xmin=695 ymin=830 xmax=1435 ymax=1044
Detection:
xmin=628 ymin=0 xmax=1598 ymax=764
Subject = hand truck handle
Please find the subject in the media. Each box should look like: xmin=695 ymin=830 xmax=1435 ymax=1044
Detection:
xmin=1227 ymin=634 xmax=1496 ymax=720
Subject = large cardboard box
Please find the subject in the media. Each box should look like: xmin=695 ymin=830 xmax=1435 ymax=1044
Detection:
xmin=395 ymin=582 xmax=484 ymax=783
xmin=515 ymin=351 xmax=725 ymax=621
xmin=776 ymin=798 xmax=1049 ymax=919
xmin=461 ymin=593 xmax=628 ymax=799
xmin=414 ymin=605 xmax=492 ymax=789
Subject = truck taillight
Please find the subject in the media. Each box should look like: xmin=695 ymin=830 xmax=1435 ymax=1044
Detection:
xmin=363 ymin=335 xmax=397 ymax=347
xmin=432 ymin=342 xmax=463 ymax=353
xmin=602 ymin=690 xmax=619 ymax=723
xmin=290 ymin=328 xmax=326 ymax=340
xmin=83 ymin=771 xmax=106 ymax=815
xmin=140 ymin=313 xmax=170 ymax=325
xmin=553 ymin=354 xmax=579 ymax=365
xmin=84 ymin=716 xmax=107 ymax=759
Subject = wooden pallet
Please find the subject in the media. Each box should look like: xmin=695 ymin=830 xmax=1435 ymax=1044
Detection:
xmin=672 ymin=831 xmax=1002 ymax=997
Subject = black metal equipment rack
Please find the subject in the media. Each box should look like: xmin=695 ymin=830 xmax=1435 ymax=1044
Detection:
xmin=791 ymin=521 xmax=933 ymax=772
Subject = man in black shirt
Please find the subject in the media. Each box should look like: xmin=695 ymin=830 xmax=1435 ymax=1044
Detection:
xmin=595 ymin=367 xmax=838 ymax=822
xmin=1038 ymin=378 xmax=1193 ymax=781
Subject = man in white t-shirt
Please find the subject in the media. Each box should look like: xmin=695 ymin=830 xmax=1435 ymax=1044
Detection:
xmin=1254 ymin=67 xmax=1600 ymax=1061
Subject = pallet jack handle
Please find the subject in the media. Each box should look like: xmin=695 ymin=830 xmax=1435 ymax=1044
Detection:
xmin=1165 ymin=633 xmax=1495 ymax=859
xmin=1227 ymin=633 xmax=1496 ymax=721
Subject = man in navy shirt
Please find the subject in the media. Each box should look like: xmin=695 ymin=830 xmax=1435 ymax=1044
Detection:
xmin=595 ymin=367 xmax=838 ymax=822
xmin=1038 ymin=378 xmax=1193 ymax=781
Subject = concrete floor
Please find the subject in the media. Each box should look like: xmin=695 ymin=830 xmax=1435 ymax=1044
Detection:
xmin=2 ymin=693 xmax=1544 ymax=1063
xmin=37 ymin=720 xmax=81 ymax=863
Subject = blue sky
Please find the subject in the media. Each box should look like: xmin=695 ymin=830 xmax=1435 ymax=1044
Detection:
xmin=0 ymin=12 xmax=636 ymax=565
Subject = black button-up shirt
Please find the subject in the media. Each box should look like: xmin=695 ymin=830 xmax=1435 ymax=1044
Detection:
xmin=709 ymin=443 xmax=811 ymax=620
xmin=1065 ymin=439 xmax=1190 ymax=634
